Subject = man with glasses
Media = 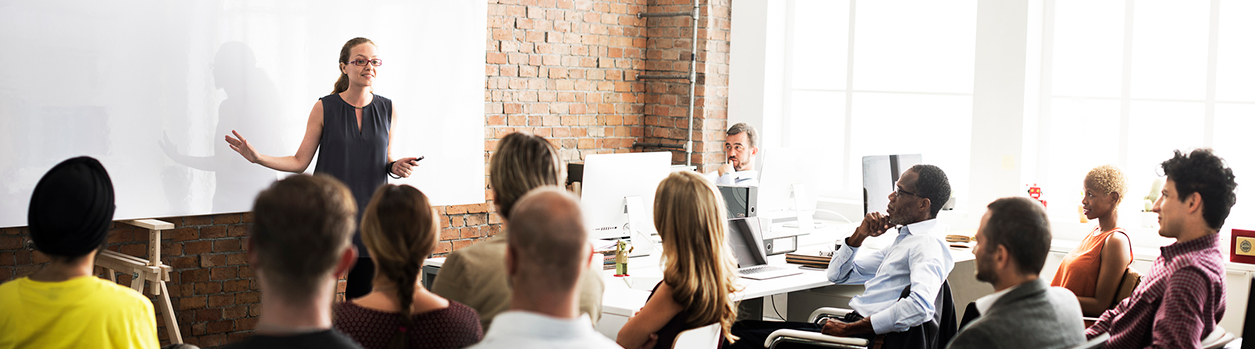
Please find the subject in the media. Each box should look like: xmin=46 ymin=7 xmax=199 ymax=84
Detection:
xmin=730 ymin=165 xmax=955 ymax=349
xmin=706 ymin=122 xmax=759 ymax=186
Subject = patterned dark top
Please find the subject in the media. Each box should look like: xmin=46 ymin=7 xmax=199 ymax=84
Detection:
xmin=333 ymin=300 xmax=483 ymax=349
xmin=1085 ymin=233 xmax=1227 ymax=349
xmin=647 ymin=282 xmax=723 ymax=349
xmin=315 ymin=93 xmax=391 ymax=251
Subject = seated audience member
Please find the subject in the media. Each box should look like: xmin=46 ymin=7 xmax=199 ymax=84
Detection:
xmin=1086 ymin=149 xmax=1238 ymax=348
xmin=431 ymin=132 xmax=603 ymax=330
xmin=947 ymin=197 xmax=1085 ymax=349
xmin=731 ymin=165 xmax=955 ymax=349
xmin=706 ymin=122 xmax=760 ymax=186
xmin=334 ymin=184 xmax=482 ymax=349
xmin=1051 ymin=165 xmax=1133 ymax=317
xmin=225 ymin=174 xmax=363 ymax=349
xmin=616 ymin=171 xmax=741 ymax=349
xmin=467 ymin=188 xmax=620 ymax=349
xmin=0 ymin=157 xmax=159 ymax=349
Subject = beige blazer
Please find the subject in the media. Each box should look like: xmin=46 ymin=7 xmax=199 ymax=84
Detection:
xmin=430 ymin=234 xmax=604 ymax=331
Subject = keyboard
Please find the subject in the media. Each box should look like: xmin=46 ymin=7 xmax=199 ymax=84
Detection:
xmin=739 ymin=265 xmax=789 ymax=274
xmin=738 ymin=264 xmax=803 ymax=280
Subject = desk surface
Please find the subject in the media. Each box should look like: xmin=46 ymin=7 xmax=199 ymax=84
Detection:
xmin=424 ymin=220 xmax=978 ymax=316
xmin=600 ymin=221 xmax=977 ymax=317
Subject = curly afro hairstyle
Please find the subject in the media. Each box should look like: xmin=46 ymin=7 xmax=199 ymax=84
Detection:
xmin=1160 ymin=149 xmax=1238 ymax=231
xmin=1085 ymin=165 xmax=1127 ymax=204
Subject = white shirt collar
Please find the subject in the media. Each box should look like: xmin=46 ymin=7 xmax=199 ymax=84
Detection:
xmin=484 ymin=311 xmax=598 ymax=340
xmin=899 ymin=218 xmax=944 ymax=237
xmin=973 ymin=282 xmax=1024 ymax=315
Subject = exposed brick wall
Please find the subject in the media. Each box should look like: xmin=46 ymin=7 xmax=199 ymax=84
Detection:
xmin=0 ymin=214 xmax=257 ymax=347
xmin=0 ymin=0 xmax=733 ymax=347
xmin=639 ymin=0 xmax=732 ymax=172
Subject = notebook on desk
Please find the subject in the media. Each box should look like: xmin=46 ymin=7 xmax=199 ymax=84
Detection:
xmin=729 ymin=217 xmax=802 ymax=280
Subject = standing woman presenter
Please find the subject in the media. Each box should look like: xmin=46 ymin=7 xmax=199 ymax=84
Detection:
xmin=225 ymin=37 xmax=420 ymax=299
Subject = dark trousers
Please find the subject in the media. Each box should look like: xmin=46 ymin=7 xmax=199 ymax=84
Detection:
xmin=728 ymin=312 xmax=871 ymax=349
xmin=345 ymin=257 xmax=374 ymax=299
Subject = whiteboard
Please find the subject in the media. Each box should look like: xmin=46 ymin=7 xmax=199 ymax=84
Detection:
xmin=0 ymin=0 xmax=487 ymax=228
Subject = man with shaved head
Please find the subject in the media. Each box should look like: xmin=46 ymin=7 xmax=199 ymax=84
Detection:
xmin=467 ymin=187 xmax=619 ymax=349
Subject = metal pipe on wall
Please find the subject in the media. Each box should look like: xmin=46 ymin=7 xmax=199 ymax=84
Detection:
xmin=634 ymin=1 xmax=701 ymax=167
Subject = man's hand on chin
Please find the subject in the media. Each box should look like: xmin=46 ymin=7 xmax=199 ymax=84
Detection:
xmin=718 ymin=163 xmax=735 ymax=177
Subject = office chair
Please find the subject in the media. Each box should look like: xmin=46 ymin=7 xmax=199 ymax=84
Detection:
xmin=764 ymin=281 xmax=957 ymax=349
xmin=1200 ymin=325 xmax=1237 ymax=349
xmin=1064 ymin=333 xmax=1109 ymax=349
xmin=674 ymin=323 xmax=724 ymax=349
xmin=1108 ymin=267 xmax=1142 ymax=310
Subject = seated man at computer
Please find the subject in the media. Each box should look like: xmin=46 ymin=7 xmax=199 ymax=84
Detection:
xmin=730 ymin=164 xmax=954 ymax=349
xmin=706 ymin=122 xmax=759 ymax=186
xmin=946 ymin=197 xmax=1084 ymax=349
xmin=1085 ymin=149 xmax=1237 ymax=348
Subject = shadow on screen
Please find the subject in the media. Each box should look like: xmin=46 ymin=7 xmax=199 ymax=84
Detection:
xmin=158 ymin=42 xmax=282 ymax=212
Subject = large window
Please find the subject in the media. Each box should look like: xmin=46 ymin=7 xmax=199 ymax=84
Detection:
xmin=767 ymin=0 xmax=1252 ymax=232
xmin=1034 ymin=0 xmax=1255 ymax=232
xmin=783 ymin=0 xmax=977 ymax=201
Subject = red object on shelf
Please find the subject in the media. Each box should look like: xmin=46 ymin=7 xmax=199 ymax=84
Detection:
xmin=1230 ymin=229 xmax=1255 ymax=264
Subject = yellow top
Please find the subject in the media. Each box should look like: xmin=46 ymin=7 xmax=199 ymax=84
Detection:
xmin=0 ymin=276 xmax=158 ymax=349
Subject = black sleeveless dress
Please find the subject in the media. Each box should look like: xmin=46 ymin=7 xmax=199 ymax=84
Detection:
xmin=315 ymin=93 xmax=391 ymax=251
xmin=648 ymin=282 xmax=724 ymax=349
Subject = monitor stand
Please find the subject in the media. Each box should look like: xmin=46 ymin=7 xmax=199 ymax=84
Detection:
xmin=621 ymin=195 xmax=655 ymax=257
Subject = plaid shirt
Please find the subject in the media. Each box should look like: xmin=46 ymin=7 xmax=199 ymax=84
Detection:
xmin=1086 ymin=233 xmax=1227 ymax=349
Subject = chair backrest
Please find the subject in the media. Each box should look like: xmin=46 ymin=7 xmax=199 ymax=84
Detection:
xmin=1201 ymin=325 xmax=1237 ymax=349
xmin=1108 ymin=267 xmax=1142 ymax=310
xmin=673 ymin=322 xmax=722 ymax=349
xmin=1065 ymin=333 xmax=1109 ymax=349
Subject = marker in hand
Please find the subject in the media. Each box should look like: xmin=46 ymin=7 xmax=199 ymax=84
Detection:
xmin=392 ymin=156 xmax=424 ymax=178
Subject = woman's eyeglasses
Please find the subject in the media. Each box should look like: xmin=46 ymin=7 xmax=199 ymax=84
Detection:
xmin=347 ymin=59 xmax=383 ymax=67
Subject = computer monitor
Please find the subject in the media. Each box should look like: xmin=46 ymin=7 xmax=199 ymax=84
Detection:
xmin=862 ymin=154 xmax=922 ymax=215
xmin=757 ymin=147 xmax=822 ymax=220
xmin=580 ymin=152 xmax=672 ymax=240
xmin=727 ymin=217 xmax=769 ymax=268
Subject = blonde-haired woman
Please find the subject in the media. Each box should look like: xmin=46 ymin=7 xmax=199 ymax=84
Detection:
xmin=616 ymin=171 xmax=741 ymax=349
xmin=1051 ymin=165 xmax=1133 ymax=316
xmin=334 ymin=184 xmax=482 ymax=349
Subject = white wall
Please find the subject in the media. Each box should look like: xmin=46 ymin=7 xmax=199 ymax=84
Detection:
xmin=0 ymin=1 xmax=487 ymax=228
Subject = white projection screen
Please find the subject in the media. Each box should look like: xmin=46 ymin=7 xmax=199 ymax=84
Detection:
xmin=0 ymin=1 xmax=487 ymax=228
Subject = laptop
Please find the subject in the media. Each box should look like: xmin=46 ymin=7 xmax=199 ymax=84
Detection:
xmin=728 ymin=217 xmax=802 ymax=280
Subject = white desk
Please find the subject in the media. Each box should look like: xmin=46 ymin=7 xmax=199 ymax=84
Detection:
xmin=423 ymin=221 xmax=986 ymax=341
xmin=596 ymin=221 xmax=983 ymax=340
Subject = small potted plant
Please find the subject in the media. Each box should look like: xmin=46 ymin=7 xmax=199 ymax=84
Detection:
xmin=1141 ymin=178 xmax=1164 ymax=228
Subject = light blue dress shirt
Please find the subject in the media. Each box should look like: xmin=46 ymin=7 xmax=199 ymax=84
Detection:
xmin=825 ymin=219 xmax=955 ymax=334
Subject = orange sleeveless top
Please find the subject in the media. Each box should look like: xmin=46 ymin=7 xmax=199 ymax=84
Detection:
xmin=1050 ymin=226 xmax=1131 ymax=298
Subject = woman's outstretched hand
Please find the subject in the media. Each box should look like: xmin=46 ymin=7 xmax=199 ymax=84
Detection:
xmin=225 ymin=130 xmax=260 ymax=164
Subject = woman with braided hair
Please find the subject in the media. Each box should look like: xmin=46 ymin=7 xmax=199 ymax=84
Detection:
xmin=333 ymin=184 xmax=482 ymax=349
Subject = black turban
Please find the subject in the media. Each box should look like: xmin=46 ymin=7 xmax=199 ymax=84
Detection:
xmin=28 ymin=156 xmax=116 ymax=257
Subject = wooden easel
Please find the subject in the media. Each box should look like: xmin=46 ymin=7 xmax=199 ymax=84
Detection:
xmin=95 ymin=219 xmax=182 ymax=344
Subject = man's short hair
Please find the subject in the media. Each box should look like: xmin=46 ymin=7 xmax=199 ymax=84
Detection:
xmin=491 ymin=132 xmax=561 ymax=220
xmin=507 ymin=187 xmax=587 ymax=290
xmin=985 ymin=197 xmax=1052 ymax=275
xmin=909 ymin=164 xmax=951 ymax=218
xmin=727 ymin=122 xmax=758 ymax=148
xmin=249 ymin=174 xmax=356 ymax=302
xmin=1160 ymin=149 xmax=1238 ymax=231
